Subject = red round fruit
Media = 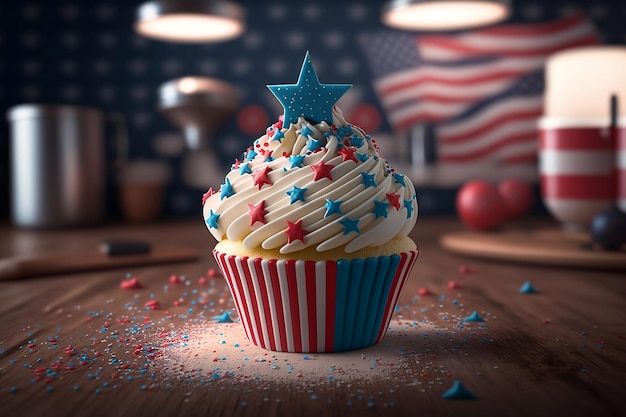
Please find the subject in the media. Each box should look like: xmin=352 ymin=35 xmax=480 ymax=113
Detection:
xmin=456 ymin=181 xmax=506 ymax=230
xmin=498 ymin=179 xmax=533 ymax=220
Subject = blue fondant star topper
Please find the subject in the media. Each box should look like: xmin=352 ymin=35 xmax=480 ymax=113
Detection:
xmin=267 ymin=51 xmax=352 ymax=126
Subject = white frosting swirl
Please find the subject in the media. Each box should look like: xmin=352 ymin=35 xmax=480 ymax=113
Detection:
xmin=203 ymin=107 xmax=418 ymax=254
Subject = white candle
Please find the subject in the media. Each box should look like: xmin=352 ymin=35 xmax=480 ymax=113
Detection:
xmin=545 ymin=46 xmax=626 ymax=120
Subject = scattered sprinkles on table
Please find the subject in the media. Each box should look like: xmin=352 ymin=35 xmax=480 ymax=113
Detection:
xmin=0 ymin=262 xmax=617 ymax=408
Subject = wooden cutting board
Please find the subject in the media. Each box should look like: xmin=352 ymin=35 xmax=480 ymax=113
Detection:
xmin=440 ymin=227 xmax=626 ymax=270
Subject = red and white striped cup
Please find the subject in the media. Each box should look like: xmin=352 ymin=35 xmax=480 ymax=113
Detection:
xmin=539 ymin=117 xmax=615 ymax=230
xmin=617 ymin=119 xmax=626 ymax=212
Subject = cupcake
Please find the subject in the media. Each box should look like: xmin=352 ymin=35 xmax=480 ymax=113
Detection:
xmin=203 ymin=52 xmax=418 ymax=352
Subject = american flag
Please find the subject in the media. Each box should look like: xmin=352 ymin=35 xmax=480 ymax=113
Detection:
xmin=359 ymin=12 xmax=599 ymax=165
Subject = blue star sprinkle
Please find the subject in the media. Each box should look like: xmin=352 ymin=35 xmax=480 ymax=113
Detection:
xmin=307 ymin=138 xmax=324 ymax=152
xmin=324 ymin=199 xmax=343 ymax=217
xmin=372 ymin=200 xmax=389 ymax=219
xmin=360 ymin=172 xmax=377 ymax=188
xmin=404 ymin=199 xmax=414 ymax=218
xmin=267 ymin=51 xmax=352 ymax=126
xmin=286 ymin=185 xmax=307 ymax=204
xmin=220 ymin=178 xmax=235 ymax=200
xmin=288 ymin=154 xmax=306 ymax=168
xmin=519 ymin=280 xmax=539 ymax=294
xmin=337 ymin=125 xmax=352 ymax=137
xmin=300 ymin=124 xmax=315 ymax=137
xmin=442 ymin=381 xmax=476 ymax=400
xmin=393 ymin=173 xmax=406 ymax=186
xmin=339 ymin=217 xmax=360 ymax=235
xmin=350 ymin=135 xmax=364 ymax=147
xmin=206 ymin=210 xmax=220 ymax=229
xmin=463 ymin=311 xmax=484 ymax=322
xmin=271 ymin=130 xmax=285 ymax=142
xmin=356 ymin=153 xmax=368 ymax=162
xmin=239 ymin=162 xmax=252 ymax=175
xmin=246 ymin=149 xmax=257 ymax=161
xmin=213 ymin=311 xmax=233 ymax=323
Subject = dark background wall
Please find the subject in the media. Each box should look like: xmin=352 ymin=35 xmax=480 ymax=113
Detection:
xmin=1 ymin=0 xmax=624 ymax=221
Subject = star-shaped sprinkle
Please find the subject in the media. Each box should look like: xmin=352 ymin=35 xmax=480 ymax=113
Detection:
xmin=361 ymin=172 xmax=377 ymax=188
xmin=442 ymin=381 xmax=476 ymax=400
xmin=271 ymin=130 xmax=285 ymax=142
xmin=386 ymin=192 xmax=401 ymax=210
xmin=356 ymin=153 xmax=369 ymax=162
xmin=246 ymin=149 xmax=257 ymax=161
xmin=350 ymin=135 xmax=364 ymax=147
xmin=239 ymin=162 xmax=252 ymax=175
xmin=339 ymin=146 xmax=358 ymax=163
xmin=324 ymin=199 xmax=342 ymax=217
xmin=300 ymin=124 xmax=314 ymax=137
xmin=339 ymin=217 xmax=360 ymax=235
xmin=286 ymin=185 xmax=307 ymax=204
xmin=337 ymin=125 xmax=352 ymax=137
xmin=206 ymin=210 xmax=220 ymax=229
xmin=220 ymin=178 xmax=235 ymax=200
xmin=251 ymin=166 xmax=272 ymax=189
xmin=372 ymin=200 xmax=389 ymax=219
xmin=463 ymin=311 xmax=484 ymax=322
xmin=248 ymin=200 xmax=268 ymax=226
xmin=306 ymin=138 xmax=323 ymax=152
xmin=289 ymin=154 xmax=306 ymax=168
xmin=267 ymin=51 xmax=352 ymax=126
xmin=519 ymin=280 xmax=538 ymax=294
xmin=213 ymin=311 xmax=233 ymax=323
xmin=311 ymin=160 xmax=335 ymax=181
xmin=404 ymin=199 xmax=414 ymax=218
xmin=202 ymin=187 xmax=216 ymax=205
xmin=286 ymin=219 xmax=308 ymax=243
xmin=393 ymin=173 xmax=406 ymax=186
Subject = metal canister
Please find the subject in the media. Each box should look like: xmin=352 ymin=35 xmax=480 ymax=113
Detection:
xmin=7 ymin=104 xmax=105 ymax=228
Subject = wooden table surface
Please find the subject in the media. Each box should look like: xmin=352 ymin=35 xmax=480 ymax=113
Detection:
xmin=1 ymin=217 xmax=624 ymax=417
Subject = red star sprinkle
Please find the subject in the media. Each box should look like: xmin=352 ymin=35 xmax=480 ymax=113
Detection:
xmin=311 ymin=160 xmax=335 ymax=181
xmin=386 ymin=192 xmax=401 ymax=210
xmin=144 ymin=299 xmax=161 ymax=310
xmin=339 ymin=146 xmax=358 ymax=163
xmin=285 ymin=219 xmax=308 ymax=244
xmin=248 ymin=200 xmax=268 ymax=226
xmin=202 ymin=188 xmax=216 ymax=205
xmin=251 ymin=166 xmax=272 ymax=189
xmin=418 ymin=287 xmax=432 ymax=296
xmin=120 ymin=277 xmax=144 ymax=290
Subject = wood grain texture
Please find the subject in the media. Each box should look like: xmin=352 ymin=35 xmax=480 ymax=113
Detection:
xmin=0 ymin=217 xmax=624 ymax=417
xmin=440 ymin=226 xmax=626 ymax=270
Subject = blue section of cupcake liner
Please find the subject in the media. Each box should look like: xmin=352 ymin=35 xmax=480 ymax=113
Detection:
xmin=333 ymin=254 xmax=402 ymax=352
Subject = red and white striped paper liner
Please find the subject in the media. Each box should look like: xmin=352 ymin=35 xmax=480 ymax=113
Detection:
xmin=214 ymin=250 xmax=418 ymax=353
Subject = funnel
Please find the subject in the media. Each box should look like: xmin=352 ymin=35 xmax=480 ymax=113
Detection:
xmin=158 ymin=76 xmax=239 ymax=150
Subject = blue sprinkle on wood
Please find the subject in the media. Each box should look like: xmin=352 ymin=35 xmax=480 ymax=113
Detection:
xmin=213 ymin=311 xmax=233 ymax=323
xmin=442 ymin=380 xmax=476 ymax=400
xmin=519 ymin=280 xmax=538 ymax=294
xmin=463 ymin=311 xmax=484 ymax=322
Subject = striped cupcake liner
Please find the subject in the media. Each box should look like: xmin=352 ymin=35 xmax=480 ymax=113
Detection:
xmin=213 ymin=249 xmax=419 ymax=353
